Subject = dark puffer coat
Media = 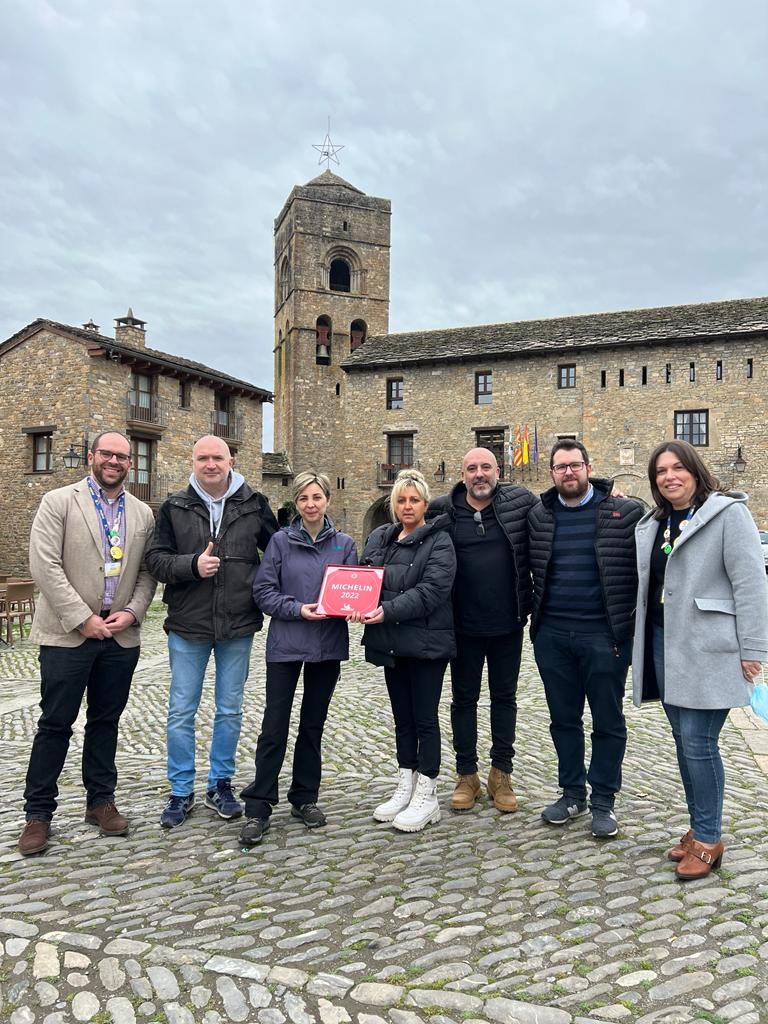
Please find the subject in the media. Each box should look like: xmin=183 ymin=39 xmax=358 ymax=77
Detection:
xmin=427 ymin=482 xmax=534 ymax=625
xmin=527 ymin=477 xmax=643 ymax=643
xmin=360 ymin=514 xmax=457 ymax=665
xmin=146 ymin=483 xmax=278 ymax=642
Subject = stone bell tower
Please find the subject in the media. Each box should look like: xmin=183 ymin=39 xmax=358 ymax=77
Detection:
xmin=272 ymin=170 xmax=391 ymax=495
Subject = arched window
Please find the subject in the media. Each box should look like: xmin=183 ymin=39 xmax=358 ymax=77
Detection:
xmin=350 ymin=319 xmax=367 ymax=352
xmin=279 ymin=258 xmax=291 ymax=303
xmin=329 ymin=258 xmax=351 ymax=293
xmin=316 ymin=316 xmax=332 ymax=366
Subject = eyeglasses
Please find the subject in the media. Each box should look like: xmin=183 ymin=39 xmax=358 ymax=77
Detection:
xmin=473 ymin=510 xmax=485 ymax=537
xmin=94 ymin=449 xmax=131 ymax=464
xmin=551 ymin=461 xmax=586 ymax=474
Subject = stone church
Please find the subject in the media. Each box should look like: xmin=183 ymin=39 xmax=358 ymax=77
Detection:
xmin=267 ymin=169 xmax=768 ymax=541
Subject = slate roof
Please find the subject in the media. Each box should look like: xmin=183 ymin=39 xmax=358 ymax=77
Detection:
xmin=304 ymin=169 xmax=365 ymax=194
xmin=0 ymin=319 xmax=272 ymax=401
xmin=262 ymin=452 xmax=293 ymax=476
xmin=341 ymin=296 xmax=768 ymax=372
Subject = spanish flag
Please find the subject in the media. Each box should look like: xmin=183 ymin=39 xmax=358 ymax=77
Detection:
xmin=522 ymin=426 xmax=530 ymax=466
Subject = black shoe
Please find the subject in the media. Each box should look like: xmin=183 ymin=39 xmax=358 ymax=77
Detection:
xmin=240 ymin=817 xmax=270 ymax=847
xmin=290 ymin=803 xmax=326 ymax=828
xmin=591 ymin=805 xmax=619 ymax=838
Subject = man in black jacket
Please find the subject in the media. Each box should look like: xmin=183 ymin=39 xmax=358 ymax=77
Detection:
xmin=427 ymin=448 xmax=533 ymax=813
xmin=146 ymin=435 xmax=278 ymax=828
xmin=528 ymin=440 xmax=642 ymax=838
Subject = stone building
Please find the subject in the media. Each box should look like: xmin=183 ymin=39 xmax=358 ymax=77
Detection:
xmin=0 ymin=312 xmax=271 ymax=575
xmin=270 ymin=170 xmax=768 ymax=540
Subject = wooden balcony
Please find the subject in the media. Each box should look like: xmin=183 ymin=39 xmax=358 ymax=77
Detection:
xmin=126 ymin=395 xmax=168 ymax=435
xmin=210 ymin=411 xmax=244 ymax=444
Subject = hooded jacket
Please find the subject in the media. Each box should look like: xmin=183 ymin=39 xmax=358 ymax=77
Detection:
xmin=146 ymin=479 xmax=278 ymax=642
xmin=528 ymin=477 xmax=643 ymax=643
xmin=252 ymin=518 xmax=358 ymax=663
xmin=360 ymin=514 xmax=457 ymax=665
xmin=632 ymin=492 xmax=768 ymax=709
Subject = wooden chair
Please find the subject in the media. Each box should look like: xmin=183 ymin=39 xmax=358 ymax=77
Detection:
xmin=1 ymin=581 xmax=36 ymax=644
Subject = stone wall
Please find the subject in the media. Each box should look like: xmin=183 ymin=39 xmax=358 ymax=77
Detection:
xmin=339 ymin=336 xmax=768 ymax=546
xmin=273 ymin=180 xmax=391 ymax=497
xmin=0 ymin=328 xmax=266 ymax=575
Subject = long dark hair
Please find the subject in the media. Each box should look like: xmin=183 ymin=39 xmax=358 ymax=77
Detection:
xmin=647 ymin=439 xmax=724 ymax=519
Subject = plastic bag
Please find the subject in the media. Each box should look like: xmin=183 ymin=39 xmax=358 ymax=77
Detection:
xmin=751 ymin=674 xmax=768 ymax=724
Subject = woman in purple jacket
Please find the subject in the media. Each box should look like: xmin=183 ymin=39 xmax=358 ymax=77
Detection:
xmin=239 ymin=472 xmax=357 ymax=847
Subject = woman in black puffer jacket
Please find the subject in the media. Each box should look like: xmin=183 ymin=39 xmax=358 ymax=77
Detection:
xmin=352 ymin=469 xmax=456 ymax=833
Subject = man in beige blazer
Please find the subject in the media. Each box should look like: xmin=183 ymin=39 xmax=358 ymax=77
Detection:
xmin=18 ymin=431 xmax=156 ymax=856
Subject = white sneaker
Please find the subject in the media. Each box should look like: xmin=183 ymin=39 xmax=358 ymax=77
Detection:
xmin=392 ymin=773 xmax=441 ymax=832
xmin=373 ymin=768 xmax=416 ymax=822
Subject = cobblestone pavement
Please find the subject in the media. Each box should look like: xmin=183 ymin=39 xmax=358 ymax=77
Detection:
xmin=2 ymin=603 xmax=768 ymax=1024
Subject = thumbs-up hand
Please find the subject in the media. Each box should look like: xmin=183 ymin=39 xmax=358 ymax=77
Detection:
xmin=197 ymin=540 xmax=220 ymax=578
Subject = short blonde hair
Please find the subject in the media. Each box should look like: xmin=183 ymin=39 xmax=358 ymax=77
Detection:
xmin=390 ymin=468 xmax=430 ymax=520
xmin=292 ymin=471 xmax=332 ymax=504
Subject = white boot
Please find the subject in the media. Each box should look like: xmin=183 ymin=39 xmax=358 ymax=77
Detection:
xmin=392 ymin=773 xmax=440 ymax=832
xmin=373 ymin=768 xmax=416 ymax=822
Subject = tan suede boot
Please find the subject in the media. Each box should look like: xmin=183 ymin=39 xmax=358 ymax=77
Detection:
xmin=486 ymin=767 xmax=518 ymax=813
xmin=449 ymin=773 xmax=481 ymax=813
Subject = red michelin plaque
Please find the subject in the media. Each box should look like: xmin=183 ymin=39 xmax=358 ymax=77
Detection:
xmin=315 ymin=565 xmax=385 ymax=618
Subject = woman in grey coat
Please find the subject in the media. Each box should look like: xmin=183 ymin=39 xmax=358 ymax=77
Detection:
xmin=633 ymin=440 xmax=768 ymax=880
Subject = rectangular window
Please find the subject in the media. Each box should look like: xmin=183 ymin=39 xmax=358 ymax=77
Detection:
xmin=558 ymin=364 xmax=576 ymax=389
xmin=689 ymin=361 xmax=696 ymax=383
xmin=665 ymin=363 xmax=672 ymax=384
xmin=674 ymin=409 xmax=709 ymax=447
xmin=641 ymin=366 xmax=648 ymax=385
xmin=129 ymin=372 xmax=155 ymax=422
xmin=475 ymin=371 xmax=492 ymax=405
xmin=386 ymin=378 xmax=404 ymax=410
xmin=129 ymin=438 xmax=153 ymax=501
xmin=387 ymin=433 xmax=414 ymax=471
xmin=179 ymin=381 xmax=191 ymax=409
xmin=31 ymin=432 xmax=53 ymax=472
xmin=747 ymin=358 xmax=753 ymax=379
xmin=600 ymin=370 xmax=606 ymax=388
xmin=475 ymin=429 xmax=506 ymax=480
xmin=618 ymin=369 xmax=625 ymax=388
xmin=716 ymin=360 xmax=722 ymax=381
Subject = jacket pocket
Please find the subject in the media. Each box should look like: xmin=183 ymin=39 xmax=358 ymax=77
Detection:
xmin=692 ymin=596 xmax=738 ymax=654
xmin=694 ymin=597 xmax=736 ymax=615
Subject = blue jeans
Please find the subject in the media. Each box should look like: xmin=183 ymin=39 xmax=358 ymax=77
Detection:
xmin=652 ymin=624 xmax=728 ymax=843
xmin=167 ymin=631 xmax=253 ymax=794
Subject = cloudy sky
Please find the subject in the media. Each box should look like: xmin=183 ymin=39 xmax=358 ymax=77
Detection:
xmin=2 ymin=1 xmax=766 ymax=446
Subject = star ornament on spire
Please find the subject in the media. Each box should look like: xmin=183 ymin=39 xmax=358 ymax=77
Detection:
xmin=313 ymin=118 xmax=344 ymax=168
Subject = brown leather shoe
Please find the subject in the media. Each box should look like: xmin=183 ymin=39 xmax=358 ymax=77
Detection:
xmin=85 ymin=802 xmax=129 ymax=836
xmin=18 ymin=819 xmax=51 ymax=856
xmin=486 ymin=766 xmax=518 ymax=813
xmin=450 ymin=773 xmax=481 ymax=813
xmin=675 ymin=838 xmax=724 ymax=880
xmin=667 ymin=829 xmax=693 ymax=862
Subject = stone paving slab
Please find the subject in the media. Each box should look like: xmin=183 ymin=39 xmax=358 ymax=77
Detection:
xmin=1 ymin=603 xmax=768 ymax=1024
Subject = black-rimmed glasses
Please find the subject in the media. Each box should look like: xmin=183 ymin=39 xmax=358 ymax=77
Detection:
xmin=551 ymin=460 xmax=586 ymax=474
xmin=473 ymin=510 xmax=485 ymax=537
xmin=94 ymin=449 xmax=132 ymax=464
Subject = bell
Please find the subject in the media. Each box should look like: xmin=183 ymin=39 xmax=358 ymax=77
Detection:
xmin=316 ymin=343 xmax=330 ymax=364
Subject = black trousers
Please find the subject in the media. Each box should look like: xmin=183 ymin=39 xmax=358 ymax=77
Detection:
xmin=23 ymin=639 xmax=140 ymax=820
xmin=533 ymin=623 xmax=630 ymax=805
xmin=450 ymin=630 xmax=523 ymax=775
xmin=384 ymin=657 xmax=447 ymax=779
xmin=241 ymin=660 xmax=339 ymax=819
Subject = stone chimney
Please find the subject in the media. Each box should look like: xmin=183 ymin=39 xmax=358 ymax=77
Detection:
xmin=114 ymin=308 xmax=146 ymax=348
xmin=82 ymin=318 xmax=100 ymax=333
